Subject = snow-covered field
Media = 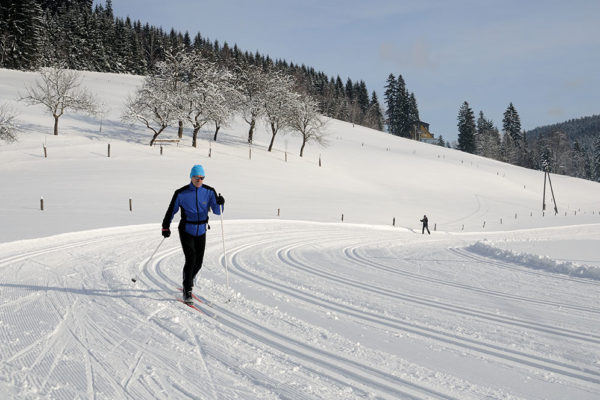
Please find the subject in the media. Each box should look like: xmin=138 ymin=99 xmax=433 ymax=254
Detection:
xmin=1 ymin=68 xmax=599 ymax=399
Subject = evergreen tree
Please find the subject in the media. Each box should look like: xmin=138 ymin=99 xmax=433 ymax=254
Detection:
xmin=365 ymin=91 xmax=384 ymax=131
xmin=503 ymin=102 xmax=522 ymax=143
xmin=457 ymin=101 xmax=476 ymax=153
xmin=476 ymin=111 xmax=501 ymax=159
xmin=383 ymin=73 xmax=398 ymax=134
xmin=406 ymin=93 xmax=420 ymax=139
xmin=345 ymin=78 xmax=354 ymax=102
xmin=594 ymin=136 xmax=600 ymax=181
xmin=395 ymin=75 xmax=410 ymax=137
xmin=383 ymin=73 xmax=416 ymax=138
xmin=540 ymin=146 xmax=553 ymax=172
xmin=356 ymin=81 xmax=370 ymax=115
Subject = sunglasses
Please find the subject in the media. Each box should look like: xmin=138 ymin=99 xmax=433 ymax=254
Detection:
xmin=192 ymin=176 xmax=205 ymax=180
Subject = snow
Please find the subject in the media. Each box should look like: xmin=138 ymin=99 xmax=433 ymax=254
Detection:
xmin=1 ymin=68 xmax=599 ymax=399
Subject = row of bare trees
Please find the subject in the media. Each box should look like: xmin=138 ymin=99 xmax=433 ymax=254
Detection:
xmin=3 ymin=60 xmax=327 ymax=157
xmin=121 ymin=52 xmax=327 ymax=156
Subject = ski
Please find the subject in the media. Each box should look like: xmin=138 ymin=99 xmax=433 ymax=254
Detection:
xmin=177 ymin=287 xmax=213 ymax=307
xmin=177 ymin=298 xmax=203 ymax=313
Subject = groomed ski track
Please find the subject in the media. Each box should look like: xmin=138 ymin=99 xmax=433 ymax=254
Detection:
xmin=0 ymin=221 xmax=599 ymax=399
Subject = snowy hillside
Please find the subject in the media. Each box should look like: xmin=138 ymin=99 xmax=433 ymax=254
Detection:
xmin=1 ymin=68 xmax=599 ymax=399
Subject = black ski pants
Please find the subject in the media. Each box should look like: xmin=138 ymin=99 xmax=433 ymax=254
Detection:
xmin=179 ymin=229 xmax=206 ymax=293
xmin=422 ymin=224 xmax=430 ymax=234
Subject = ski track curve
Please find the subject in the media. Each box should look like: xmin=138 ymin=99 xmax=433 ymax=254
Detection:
xmin=1 ymin=222 xmax=599 ymax=399
xmin=221 ymin=233 xmax=600 ymax=387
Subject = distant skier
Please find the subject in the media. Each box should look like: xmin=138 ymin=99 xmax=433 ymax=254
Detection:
xmin=420 ymin=215 xmax=430 ymax=235
xmin=162 ymin=165 xmax=225 ymax=304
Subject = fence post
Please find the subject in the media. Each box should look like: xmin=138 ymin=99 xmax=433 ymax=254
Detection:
xmin=319 ymin=154 xmax=322 ymax=167
xmin=40 ymin=197 xmax=44 ymax=211
xmin=43 ymin=144 xmax=47 ymax=158
xmin=108 ymin=143 xmax=111 ymax=158
xmin=277 ymin=208 xmax=280 ymax=216
xmin=129 ymin=198 xmax=133 ymax=212
xmin=434 ymin=223 xmax=437 ymax=231
xmin=483 ymin=221 xmax=486 ymax=228
xmin=393 ymin=217 xmax=395 ymax=227
xmin=341 ymin=213 xmax=344 ymax=222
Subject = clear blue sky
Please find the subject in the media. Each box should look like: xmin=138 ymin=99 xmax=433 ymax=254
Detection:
xmin=105 ymin=0 xmax=600 ymax=142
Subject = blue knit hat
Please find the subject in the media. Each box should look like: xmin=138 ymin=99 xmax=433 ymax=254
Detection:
xmin=190 ymin=164 xmax=205 ymax=178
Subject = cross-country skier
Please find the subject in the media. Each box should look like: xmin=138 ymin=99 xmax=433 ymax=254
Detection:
xmin=420 ymin=215 xmax=430 ymax=235
xmin=162 ymin=165 xmax=225 ymax=304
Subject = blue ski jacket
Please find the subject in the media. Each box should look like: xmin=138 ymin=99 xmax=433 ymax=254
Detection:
xmin=162 ymin=183 xmax=221 ymax=237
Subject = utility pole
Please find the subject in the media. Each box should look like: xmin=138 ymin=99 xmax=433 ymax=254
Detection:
xmin=542 ymin=168 xmax=558 ymax=214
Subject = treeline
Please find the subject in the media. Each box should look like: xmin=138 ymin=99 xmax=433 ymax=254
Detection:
xmin=456 ymin=101 xmax=600 ymax=182
xmin=0 ymin=0 xmax=384 ymax=130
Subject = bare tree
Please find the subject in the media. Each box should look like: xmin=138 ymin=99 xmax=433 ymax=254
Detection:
xmin=207 ymin=68 xmax=240 ymax=141
xmin=0 ymin=103 xmax=20 ymax=143
xmin=122 ymin=64 xmax=178 ymax=146
xmin=180 ymin=56 xmax=223 ymax=148
xmin=20 ymin=66 xmax=97 ymax=135
xmin=235 ymin=65 xmax=267 ymax=144
xmin=263 ymin=70 xmax=298 ymax=152
xmin=289 ymin=94 xmax=328 ymax=157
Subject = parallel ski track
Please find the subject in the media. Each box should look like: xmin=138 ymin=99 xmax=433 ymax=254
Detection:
xmin=346 ymin=241 xmax=600 ymax=316
xmin=146 ymin=230 xmax=447 ymax=400
xmin=281 ymin=241 xmax=600 ymax=345
xmin=222 ymin=232 xmax=600 ymax=387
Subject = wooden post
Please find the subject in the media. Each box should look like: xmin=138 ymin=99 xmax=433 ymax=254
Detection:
xmin=500 ymin=218 xmax=503 ymax=224
xmin=319 ymin=154 xmax=322 ymax=167
xmin=43 ymin=144 xmax=47 ymax=158
xmin=40 ymin=197 xmax=44 ymax=211
xmin=341 ymin=213 xmax=344 ymax=222
xmin=483 ymin=221 xmax=486 ymax=228
xmin=393 ymin=217 xmax=395 ymax=227
xmin=160 ymin=145 xmax=163 ymax=156
xmin=129 ymin=198 xmax=132 ymax=212
xmin=249 ymin=145 xmax=252 ymax=160
xmin=434 ymin=223 xmax=437 ymax=231
xmin=277 ymin=208 xmax=280 ymax=216
xmin=209 ymin=142 xmax=212 ymax=158
xmin=285 ymin=151 xmax=287 ymax=162
xmin=107 ymin=143 xmax=111 ymax=158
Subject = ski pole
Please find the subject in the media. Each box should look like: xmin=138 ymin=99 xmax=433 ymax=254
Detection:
xmin=132 ymin=237 xmax=165 ymax=283
xmin=219 ymin=201 xmax=230 ymax=294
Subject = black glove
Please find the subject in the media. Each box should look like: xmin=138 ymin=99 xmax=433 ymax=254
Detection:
xmin=162 ymin=228 xmax=171 ymax=238
xmin=216 ymin=193 xmax=225 ymax=206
